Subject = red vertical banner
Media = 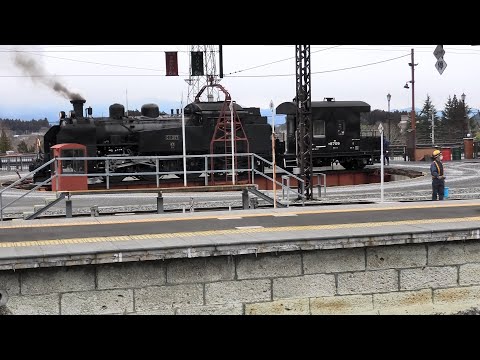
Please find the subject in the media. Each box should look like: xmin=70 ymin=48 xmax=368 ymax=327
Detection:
xmin=165 ymin=52 xmax=178 ymax=76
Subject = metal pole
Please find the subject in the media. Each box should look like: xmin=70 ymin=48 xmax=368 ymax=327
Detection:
xmin=181 ymin=97 xmax=187 ymax=186
xmin=270 ymin=100 xmax=277 ymax=209
xmin=251 ymin=154 xmax=255 ymax=184
xmin=204 ymin=156 xmax=208 ymax=186
xmin=380 ymin=124 xmax=384 ymax=203
xmin=65 ymin=198 xmax=72 ymax=218
xmin=155 ymin=158 xmax=160 ymax=188
xmin=157 ymin=192 xmax=164 ymax=213
xmin=54 ymin=157 xmax=59 ymax=193
xmin=242 ymin=189 xmax=249 ymax=210
xmin=126 ymin=89 xmax=129 ymax=116
xmin=106 ymin=158 xmax=110 ymax=189
xmin=410 ymin=48 xmax=416 ymax=161
xmin=229 ymin=100 xmax=235 ymax=185
xmin=387 ymin=95 xmax=391 ymax=140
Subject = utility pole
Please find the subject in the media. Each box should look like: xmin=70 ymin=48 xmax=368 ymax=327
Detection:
xmin=379 ymin=123 xmax=384 ymax=202
xmin=270 ymin=100 xmax=277 ymax=209
xmin=387 ymin=93 xmax=391 ymax=140
xmin=295 ymin=45 xmax=313 ymax=200
xmin=408 ymin=48 xmax=417 ymax=161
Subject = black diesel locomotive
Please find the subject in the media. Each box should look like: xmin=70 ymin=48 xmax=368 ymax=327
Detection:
xmin=32 ymin=95 xmax=380 ymax=183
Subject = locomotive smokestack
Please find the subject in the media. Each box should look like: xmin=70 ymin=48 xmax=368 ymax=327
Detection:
xmin=70 ymin=99 xmax=86 ymax=118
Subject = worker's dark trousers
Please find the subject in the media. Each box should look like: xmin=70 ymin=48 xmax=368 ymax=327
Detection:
xmin=432 ymin=178 xmax=445 ymax=200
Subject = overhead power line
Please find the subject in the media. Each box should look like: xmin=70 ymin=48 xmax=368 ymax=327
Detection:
xmin=6 ymin=49 xmax=167 ymax=72
xmin=0 ymin=74 xmax=190 ymax=77
xmin=0 ymin=53 xmax=410 ymax=78
xmin=225 ymin=53 xmax=410 ymax=78
xmin=224 ymin=45 xmax=342 ymax=76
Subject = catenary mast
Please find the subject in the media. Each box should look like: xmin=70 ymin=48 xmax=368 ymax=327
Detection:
xmin=185 ymin=45 xmax=221 ymax=103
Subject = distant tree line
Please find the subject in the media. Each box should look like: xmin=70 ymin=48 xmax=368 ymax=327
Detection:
xmin=0 ymin=118 xmax=49 ymax=154
xmin=0 ymin=118 xmax=50 ymax=134
xmin=362 ymin=94 xmax=478 ymax=146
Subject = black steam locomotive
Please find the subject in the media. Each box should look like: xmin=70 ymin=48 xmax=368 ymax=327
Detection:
xmin=32 ymin=96 xmax=279 ymax=183
xmin=31 ymin=92 xmax=380 ymax=184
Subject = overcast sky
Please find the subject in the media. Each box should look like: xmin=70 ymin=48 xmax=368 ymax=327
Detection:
xmin=0 ymin=45 xmax=479 ymax=121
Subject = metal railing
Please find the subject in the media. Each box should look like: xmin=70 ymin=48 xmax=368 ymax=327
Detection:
xmin=1 ymin=153 xmax=316 ymax=220
xmin=0 ymin=158 xmax=55 ymax=221
xmin=250 ymin=154 xmax=306 ymax=206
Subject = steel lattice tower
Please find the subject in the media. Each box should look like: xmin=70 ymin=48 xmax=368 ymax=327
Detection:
xmin=185 ymin=45 xmax=221 ymax=104
xmin=295 ymin=45 xmax=313 ymax=199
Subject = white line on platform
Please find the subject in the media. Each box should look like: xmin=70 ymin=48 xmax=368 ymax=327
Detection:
xmin=235 ymin=226 xmax=264 ymax=229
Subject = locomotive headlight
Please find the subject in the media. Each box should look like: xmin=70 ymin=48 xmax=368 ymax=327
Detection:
xmin=59 ymin=111 xmax=66 ymax=119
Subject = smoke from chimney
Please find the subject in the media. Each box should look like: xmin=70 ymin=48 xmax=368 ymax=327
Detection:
xmin=13 ymin=51 xmax=84 ymax=101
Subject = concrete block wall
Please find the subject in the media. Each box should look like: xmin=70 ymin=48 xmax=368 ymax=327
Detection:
xmin=2 ymin=241 xmax=480 ymax=314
